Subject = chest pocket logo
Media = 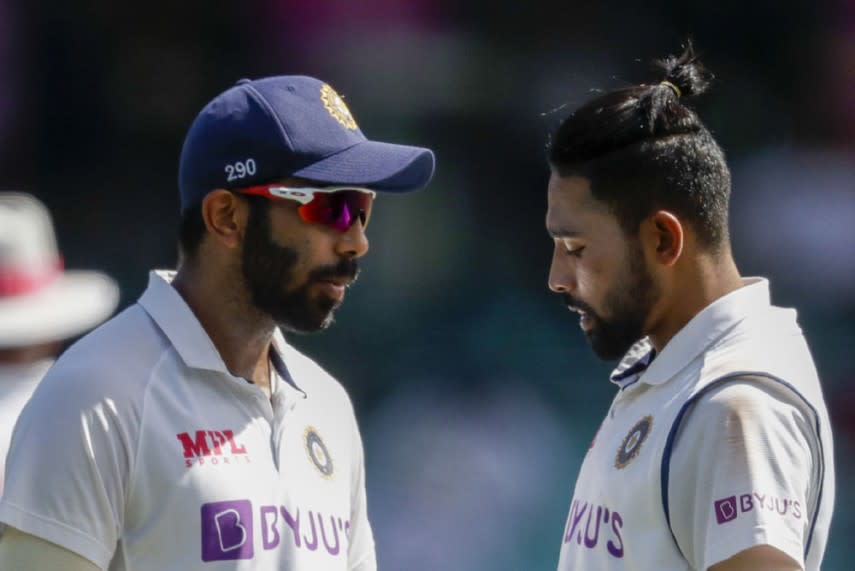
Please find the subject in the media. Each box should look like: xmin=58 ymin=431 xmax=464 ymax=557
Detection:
xmin=614 ymin=415 xmax=653 ymax=470
xmin=305 ymin=426 xmax=334 ymax=479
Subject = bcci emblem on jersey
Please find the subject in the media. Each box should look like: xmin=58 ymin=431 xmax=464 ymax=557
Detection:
xmin=304 ymin=426 xmax=334 ymax=478
xmin=615 ymin=415 xmax=653 ymax=469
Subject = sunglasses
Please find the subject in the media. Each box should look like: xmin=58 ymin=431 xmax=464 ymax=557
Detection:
xmin=236 ymin=184 xmax=376 ymax=232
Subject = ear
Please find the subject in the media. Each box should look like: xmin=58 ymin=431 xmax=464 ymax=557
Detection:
xmin=643 ymin=210 xmax=684 ymax=267
xmin=200 ymin=190 xmax=248 ymax=250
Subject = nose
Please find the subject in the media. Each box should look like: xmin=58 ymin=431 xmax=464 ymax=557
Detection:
xmin=336 ymin=220 xmax=370 ymax=259
xmin=548 ymin=249 xmax=575 ymax=293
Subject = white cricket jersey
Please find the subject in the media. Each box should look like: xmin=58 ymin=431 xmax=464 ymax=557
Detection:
xmin=0 ymin=359 xmax=52 ymax=496
xmin=556 ymin=278 xmax=835 ymax=571
xmin=0 ymin=271 xmax=376 ymax=571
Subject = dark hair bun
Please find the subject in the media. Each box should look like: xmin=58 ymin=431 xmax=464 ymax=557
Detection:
xmin=548 ymin=40 xmax=716 ymax=164
xmin=654 ymin=40 xmax=713 ymax=99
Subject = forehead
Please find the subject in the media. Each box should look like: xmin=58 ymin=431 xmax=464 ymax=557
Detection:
xmin=546 ymin=173 xmax=616 ymax=237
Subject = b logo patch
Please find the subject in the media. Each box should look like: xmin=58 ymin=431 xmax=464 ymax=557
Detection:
xmin=305 ymin=426 xmax=334 ymax=478
xmin=201 ymin=500 xmax=254 ymax=561
xmin=615 ymin=415 xmax=653 ymax=469
xmin=715 ymin=496 xmax=738 ymax=524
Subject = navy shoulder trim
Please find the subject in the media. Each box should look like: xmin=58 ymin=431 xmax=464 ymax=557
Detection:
xmin=660 ymin=372 xmax=824 ymax=561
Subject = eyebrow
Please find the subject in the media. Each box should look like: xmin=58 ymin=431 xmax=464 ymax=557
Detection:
xmin=547 ymin=227 xmax=583 ymax=239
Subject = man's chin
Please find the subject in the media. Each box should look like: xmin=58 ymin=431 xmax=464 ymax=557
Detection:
xmin=260 ymin=290 xmax=342 ymax=334
xmin=279 ymin=322 xmax=329 ymax=335
xmin=587 ymin=332 xmax=635 ymax=362
xmin=275 ymin=307 xmax=338 ymax=335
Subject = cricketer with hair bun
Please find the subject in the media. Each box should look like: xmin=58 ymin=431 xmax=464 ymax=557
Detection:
xmin=546 ymin=43 xmax=834 ymax=570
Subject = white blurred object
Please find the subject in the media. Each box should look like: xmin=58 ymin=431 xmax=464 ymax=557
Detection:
xmin=0 ymin=192 xmax=119 ymax=347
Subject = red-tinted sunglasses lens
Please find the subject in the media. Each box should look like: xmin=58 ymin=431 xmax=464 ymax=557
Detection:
xmin=298 ymin=191 xmax=372 ymax=231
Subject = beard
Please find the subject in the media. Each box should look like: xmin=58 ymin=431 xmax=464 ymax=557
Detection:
xmin=563 ymin=242 xmax=658 ymax=361
xmin=241 ymin=199 xmax=359 ymax=333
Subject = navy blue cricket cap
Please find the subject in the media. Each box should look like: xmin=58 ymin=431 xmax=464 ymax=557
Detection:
xmin=178 ymin=75 xmax=436 ymax=212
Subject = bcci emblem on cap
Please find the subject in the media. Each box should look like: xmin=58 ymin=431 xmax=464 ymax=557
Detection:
xmin=304 ymin=426 xmax=334 ymax=478
xmin=615 ymin=415 xmax=653 ymax=470
xmin=320 ymin=84 xmax=358 ymax=130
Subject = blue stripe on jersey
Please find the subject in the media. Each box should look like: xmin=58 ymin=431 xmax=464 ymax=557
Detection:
xmin=660 ymin=372 xmax=825 ymax=561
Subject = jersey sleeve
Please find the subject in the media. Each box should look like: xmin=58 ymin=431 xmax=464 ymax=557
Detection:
xmin=668 ymin=379 xmax=821 ymax=570
xmin=347 ymin=413 xmax=377 ymax=571
xmin=0 ymin=527 xmax=102 ymax=571
xmin=0 ymin=365 xmax=134 ymax=569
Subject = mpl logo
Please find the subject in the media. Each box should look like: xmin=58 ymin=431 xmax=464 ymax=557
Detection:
xmin=176 ymin=430 xmax=250 ymax=468
xmin=201 ymin=500 xmax=254 ymax=561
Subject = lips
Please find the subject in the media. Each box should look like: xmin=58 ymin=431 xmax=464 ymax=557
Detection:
xmin=567 ymin=305 xmax=594 ymax=332
xmin=314 ymin=275 xmax=355 ymax=302
xmin=310 ymin=260 xmax=359 ymax=303
xmin=566 ymin=305 xmax=587 ymax=317
xmin=319 ymin=277 xmax=351 ymax=288
xmin=314 ymin=280 xmax=345 ymax=301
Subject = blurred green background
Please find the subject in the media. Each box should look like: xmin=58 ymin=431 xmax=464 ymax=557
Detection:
xmin=1 ymin=0 xmax=853 ymax=569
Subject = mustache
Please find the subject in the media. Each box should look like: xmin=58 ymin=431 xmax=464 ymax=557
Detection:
xmin=562 ymin=293 xmax=595 ymax=315
xmin=309 ymin=258 xmax=360 ymax=283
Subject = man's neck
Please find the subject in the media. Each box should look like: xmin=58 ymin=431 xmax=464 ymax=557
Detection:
xmin=172 ymin=265 xmax=274 ymax=391
xmin=648 ymin=253 xmax=743 ymax=354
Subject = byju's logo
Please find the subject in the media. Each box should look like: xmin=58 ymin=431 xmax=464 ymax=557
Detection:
xmin=201 ymin=500 xmax=254 ymax=561
xmin=714 ymin=492 xmax=803 ymax=525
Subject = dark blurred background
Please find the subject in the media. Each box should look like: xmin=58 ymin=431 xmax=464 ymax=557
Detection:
xmin=1 ymin=0 xmax=853 ymax=569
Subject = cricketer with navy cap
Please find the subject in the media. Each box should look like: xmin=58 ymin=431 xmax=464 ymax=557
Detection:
xmin=0 ymin=76 xmax=435 ymax=570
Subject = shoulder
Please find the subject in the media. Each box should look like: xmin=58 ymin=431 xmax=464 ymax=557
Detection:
xmin=25 ymin=303 xmax=172 ymax=420
xmin=668 ymin=376 xmax=821 ymax=570
xmin=691 ymin=376 xmax=816 ymax=433
xmin=674 ymin=376 xmax=819 ymax=472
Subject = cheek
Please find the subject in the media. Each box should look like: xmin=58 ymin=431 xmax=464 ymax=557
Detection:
xmin=292 ymin=236 xmax=337 ymax=276
xmin=293 ymin=246 xmax=319 ymax=277
xmin=576 ymin=255 xmax=623 ymax=307
xmin=575 ymin=254 xmax=608 ymax=288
